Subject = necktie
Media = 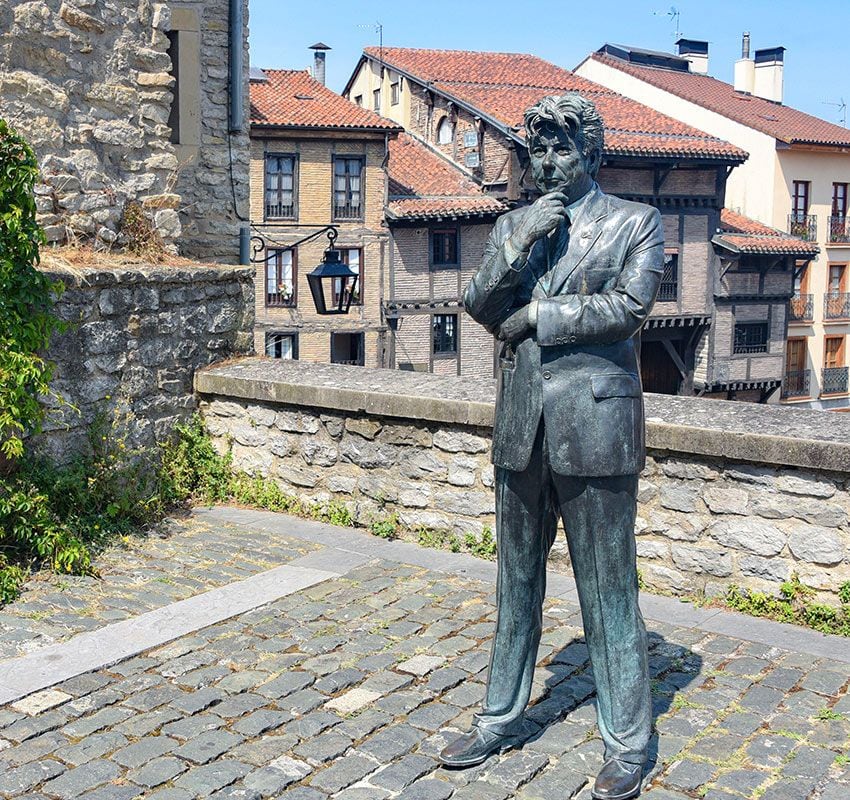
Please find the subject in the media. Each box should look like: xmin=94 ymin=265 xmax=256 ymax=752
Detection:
xmin=539 ymin=217 xmax=570 ymax=295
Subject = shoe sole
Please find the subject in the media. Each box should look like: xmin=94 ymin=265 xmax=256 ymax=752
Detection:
xmin=438 ymin=739 xmax=516 ymax=768
xmin=590 ymin=781 xmax=642 ymax=800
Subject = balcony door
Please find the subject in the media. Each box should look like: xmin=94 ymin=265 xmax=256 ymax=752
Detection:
xmin=792 ymin=181 xmax=810 ymax=217
xmin=783 ymin=337 xmax=809 ymax=399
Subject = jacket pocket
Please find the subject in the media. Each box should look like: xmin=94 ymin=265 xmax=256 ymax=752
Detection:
xmin=591 ymin=373 xmax=641 ymax=399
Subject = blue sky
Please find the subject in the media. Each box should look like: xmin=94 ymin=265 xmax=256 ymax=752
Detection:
xmin=250 ymin=0 xmax=849 ymax=125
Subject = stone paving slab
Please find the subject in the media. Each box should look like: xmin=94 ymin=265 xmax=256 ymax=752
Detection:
xmin=0 ymin=515 xmax=317 ymax=660
xmin=0 ymin=509 xmax=847 ymax=799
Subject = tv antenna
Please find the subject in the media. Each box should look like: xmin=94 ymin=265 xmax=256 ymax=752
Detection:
xmin=653 ymin=6 xmax=682 ymax=41
xmin=357 ymin=21 xmax=383 ymax=61
xmin=823 ymin=98 xmax=847 ymax=127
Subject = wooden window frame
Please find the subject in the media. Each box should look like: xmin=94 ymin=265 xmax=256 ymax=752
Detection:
xmin=824 ymin=336 xmax=845 ymax=369
xmin=827 ymin=263 xmax=847 ymax=294
xmin=390 ymin=82 xmax=400 ymax=105
xmin=436 ymin=116 xmax=454 ymax=145
xmin=331 ymin=247 xmax=364 ymax=307
xmin=833 ymin=183 xmax=848 ymax=218
xmin=792 ymin=180 xmax=811 ymax=216
xmin=372 ymin=88 xmax=381 ymax=112
xmin=332 ymin=156 xmax=365 ymax=221
xmin=432 ymin=313 xmax=459 ymax=357
xmin=794 ymin=261 xmax=810 ymax=295
xmin=265 ymin=248 xmax=297 ymax=307
xmin=265 ymin=331 xmax=299 ymax=360
xmin=430 ymin=227 xmax=460 ymax=269
xmin=264 ymin=153 xmax=298 ymax=221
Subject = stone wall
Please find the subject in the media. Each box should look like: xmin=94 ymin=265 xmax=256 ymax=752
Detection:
xmin=0 ymin=0 xmax=249 ymax=262
xmin=196 ymin=359 xmax=850 ymax=604
xmin=37 ymin=261 xmax=254 ymax=462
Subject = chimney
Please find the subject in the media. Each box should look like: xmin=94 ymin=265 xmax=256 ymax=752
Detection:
xmin=733 ymin=31 xmax=754 ymax=94
xmin=676 ymin=38 xmax=709 ymax=75
xmin=309 ymin=42 xmax=331 ymax=85
xmin=753 ymin=46 xmax=785 ymax=103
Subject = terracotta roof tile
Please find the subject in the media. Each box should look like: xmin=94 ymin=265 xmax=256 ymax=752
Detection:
xmin=387 ymin=133 xmax=505 ymax=220
xmin=592 ymin=52 xmax=850 ymax=147
xmin=250 ymin=69 xmax=401 ymax=131
xmin=715 ymin=208 xmax=819 ymax=256
xmin=367 ymin=47 xmax=745 ymax=162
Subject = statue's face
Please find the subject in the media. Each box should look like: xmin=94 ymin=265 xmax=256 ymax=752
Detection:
xmin=528 ymin=122 xmax=595 ymax=202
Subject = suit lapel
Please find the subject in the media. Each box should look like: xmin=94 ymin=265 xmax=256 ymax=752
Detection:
xmin=547 ymin=189 xmax=610 ymax=297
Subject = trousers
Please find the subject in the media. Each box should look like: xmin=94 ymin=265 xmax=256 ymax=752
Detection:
xmin=474 ymin=422 xmax=651 ymax=764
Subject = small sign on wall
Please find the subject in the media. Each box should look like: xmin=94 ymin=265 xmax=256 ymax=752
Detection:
xmin=463 ymin=131 xmax=477 ymax=148
xmin=465 ymin=151 xmax=480 ymax=168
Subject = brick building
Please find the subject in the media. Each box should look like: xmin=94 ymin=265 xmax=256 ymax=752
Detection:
xmin=345 ymin=47 xmax=809 ymax=397
xmin=576 ymin=39 xmax=850 ymax=407
xmin=0 ymin=0 xmax=250 ymax=263
xmin=248 ymin=67 xmax=401 ymax=366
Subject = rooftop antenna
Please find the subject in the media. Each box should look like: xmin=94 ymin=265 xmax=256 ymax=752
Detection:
xmin=357 ymin=21 xmax=383 ymax=63
xmin=652 ymin=6 xmax=682 ymax=41
xmin=823 ymin=98 xmax=847 ymax=127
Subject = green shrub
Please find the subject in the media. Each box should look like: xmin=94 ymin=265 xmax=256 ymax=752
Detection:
xmin=0 ymin=120 xmax=65 ymax=461
xmin=160 ymin=414 xmax=233 ymax=505
xmin=370 ymin=513 xmax=399 ymax=540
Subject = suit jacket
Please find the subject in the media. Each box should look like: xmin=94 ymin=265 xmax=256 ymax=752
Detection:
xmin=464 ymin=186 xmax=664 ymax=477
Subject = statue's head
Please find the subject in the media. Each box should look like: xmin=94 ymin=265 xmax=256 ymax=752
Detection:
xmin=524 ymin=93 xmax=604 ymax=201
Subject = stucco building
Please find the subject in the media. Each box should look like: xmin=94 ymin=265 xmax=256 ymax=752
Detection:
xmin=248 ymin=65 xmax=401 ymax=366
xmin=343 ymin=47 xmax=806 ymax=398
xmin=576 ymin=39 xmax=850 ymax=408
xmin=0 ymin=0 xmax=250 ymax=263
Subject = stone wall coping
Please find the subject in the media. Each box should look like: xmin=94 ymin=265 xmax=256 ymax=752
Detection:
xmin=41 ymin=263 xmax=254 ymax=288
xmin=196 ymin=357 xmax=850 ymax=474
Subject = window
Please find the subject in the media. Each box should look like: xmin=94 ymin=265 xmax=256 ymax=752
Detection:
xmin=833 ymin=183 xmax=848 ymax=218
xmin=354 ymin=94 xmax=363 ymax=107
xmin=824 ymin=336 xmax=845 ymax=369
xmin=266 ymin=332 xmax=298 ymax=360
xmin=658 ymin=251 xmax=678 ymax=301
xmin=265 ymin=155 xmax=297 ymax=219
xmin=828 ymin=264 xmax=847 ymax=294
xmin=433 ymin=313 xmax=458 ymax=355
xmin=373 ymin=89 xmax=381 ymax=112
xmin=166 ymin=31 xmax=180 ymax=144
xmin=265 ymin=249 xmax=296 ymax=307
xmin=794 ymin=262 xmax=810 ymax=295
xmin=333 ymin=157 xmax=364 ymax=220
xmin=733 ymin=322 xmax=769 ymax=354
xmin=331 ymin=332 xmax=364 ymax=366
xmin=431 ymin=228 xmax=458 ymax=268
xmin=331 ymin=248 xmax=363 ymax=307
xmin=792 ymin=180 xmax=810 ymax=217
xmin=390 ymin=82 xmax=400 ymax=105
xmin=437 ymin=117 xmax=454 ymax=145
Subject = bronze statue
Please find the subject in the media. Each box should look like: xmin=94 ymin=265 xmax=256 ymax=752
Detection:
xmin=439 ymin=94 xmax=665 ymax=800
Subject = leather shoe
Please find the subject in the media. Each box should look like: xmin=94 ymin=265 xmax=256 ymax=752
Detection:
xmin=438 ymin=727 xmax=515 ymax=768
xmin=591 ymin=758 xmax=643 ymax=800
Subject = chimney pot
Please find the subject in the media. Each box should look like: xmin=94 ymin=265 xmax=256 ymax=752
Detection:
xmin=753 ymin=46 xmax=785 ymax=103
xmin=742 ymin=32 xmax=751 ymax=59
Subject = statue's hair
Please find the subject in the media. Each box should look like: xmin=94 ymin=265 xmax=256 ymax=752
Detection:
xmin=524 ymin=94 xmax=605 ymax=174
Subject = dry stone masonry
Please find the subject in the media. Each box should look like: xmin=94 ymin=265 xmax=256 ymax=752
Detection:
xmin=197 ymin=359 xmax=850 ymax=604
xmin=0 ymin=0 xmax=249 ymax=262
xmin=37 ymin=261 xmax=254 ymax=461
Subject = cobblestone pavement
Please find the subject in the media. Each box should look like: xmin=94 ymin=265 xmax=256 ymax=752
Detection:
xmin=0 ymin=511 xmax=848 ymax=799
xmin=0 ymin=515 xmax=316 ymax=659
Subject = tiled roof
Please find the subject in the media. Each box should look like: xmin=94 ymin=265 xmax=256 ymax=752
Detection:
xmin=591 ymin=52 xmax=850 ymax=147
xmin=365 ymin=47 xmax=745 ymax=162
xmin=250 ymin=69 xmax=401 ymax=131
xmin=714 ymin=208 xmax=819 ymax=256
xmin=387 ymin=133 xmax=505 ymax=220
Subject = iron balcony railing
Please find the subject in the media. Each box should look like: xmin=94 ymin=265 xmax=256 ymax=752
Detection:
xmin=332 ymin=358 xmax=364 ymax=367
xmin=266 ymin=289 xmax=296 ymax=307
xmin=788 ymin=294 xmax=814 ymax=322
xmin=822 ymin=366 xmax=849 ymax=395
xmin=265 ymin=202 xmax=295 ymax=219
xmin=781 ymin=369 xmax=810 ymax=399
xmin=824 ymin=292 xmax=850 ymax=320
xmin=828 ymin=215 xmax=850 ymax=244
xmin=788 ymin=213 xmax=817 ymax=241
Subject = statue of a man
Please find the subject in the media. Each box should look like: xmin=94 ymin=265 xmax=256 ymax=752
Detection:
xmin=439 ymin=93 xmax=664 ymax=800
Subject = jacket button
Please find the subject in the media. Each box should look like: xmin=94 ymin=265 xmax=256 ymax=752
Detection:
xmin=570 ymin=335 xmax=577 ymax=342
xmin=543 ymin=370 xmax=552 ymax=380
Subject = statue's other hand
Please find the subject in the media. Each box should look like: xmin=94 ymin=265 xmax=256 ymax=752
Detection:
xmin=496 ymin=305 xmax=533 ymax=343
xmin=510 ymin=191 xmax=569 ymax=252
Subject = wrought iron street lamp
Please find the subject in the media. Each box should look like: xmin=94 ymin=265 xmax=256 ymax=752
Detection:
xmin=250 ymin=225 xmax=358 ymax=315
